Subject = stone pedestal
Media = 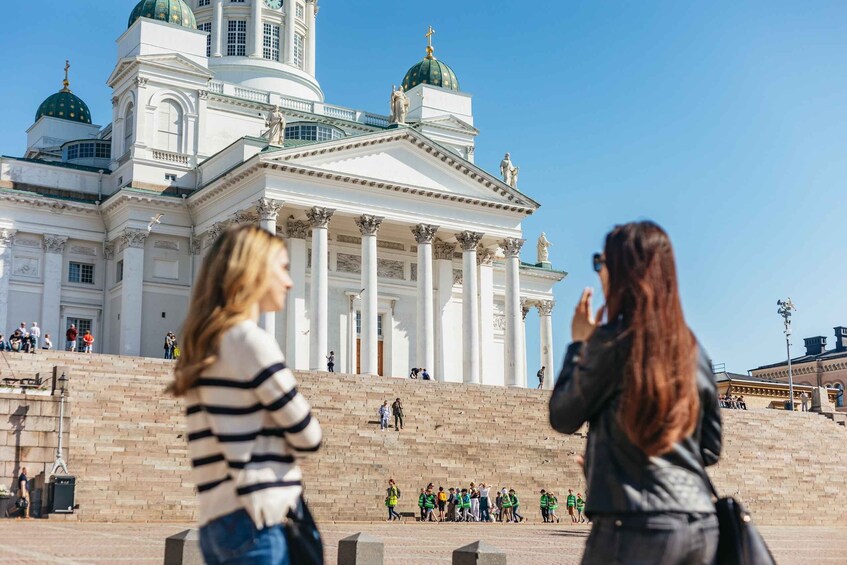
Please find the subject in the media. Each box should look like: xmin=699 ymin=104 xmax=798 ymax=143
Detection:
xmin=337 ymin=532 xmax=384 ymax=565
xmin=163 ymin=529 xmax=202 ymax=565
xmin=452 ymin=540 xmax=506 ymax=565
xmin=811 ymin=387 xmax=835 ymax=414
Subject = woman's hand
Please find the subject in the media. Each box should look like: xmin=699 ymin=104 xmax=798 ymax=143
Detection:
xmin=571 ymin=287 xmax=604 ymax=342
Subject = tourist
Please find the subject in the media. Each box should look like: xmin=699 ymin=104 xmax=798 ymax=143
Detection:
xmin=549 ymin=221 xmax=721 ymax=564
xmin=437 ymin=486 xmax=447 ymax=521
xmin=42 ymin=333 xmax=52 ymax=350
xmin=540 ymin=489 xmax=550 ymax=523
xmin=421 ymin=368 xmax=431 ymax=381
xmin=18 ymin=323 xmax=30 ymax=353
xmin=479 ymin=482 xmax=492 ymax=522
xmin=326 ymin=350 xmax=335 ymax=372
xmin=800 ymin=391 xmax=810 ymax=412
xmin=737 ymin=395 xmax=747 ymax=410
xmin=170 ymin=224 xmax=323 ymax=564
xmin=0 ymin=333 xmax=7 ymax=351
xmin=548 ymin=491 xmax=560 ymax=523
xmin=17 ymin=467 xmax=29 ymax=519
xmin=29 ymin=322 xmax=40 ymax=352
xmin=378 ymin=400 xmax=390 ymax=431
xmin=460 ymin=488 xmax=473 ymax=522
xmin=409 ymin=367 xmax=419 ymax=379
xmin=469 ymin=482 xmax=480 ymax=521
xmin=537 ymin=366 xmax=545 ymax=389
xmin=499 ymin=488 xmax=512 ymax=522
xmin=164 ymin=331 xmax=176 ymax=359
xmin=576 ymin=493 xmax=587 ymax=523
xmin=418 ymin=488 xmax=426 ymax=521
xmin=9 ymin=329 xmax=23 ymax=352
xmin=509 ymin=489 xmax=524 ymax=522
xmin=392 ymin=397 xmax=404 ymax=431
xmin=386 ymin=479 xmax=401 ymax=521
xmin=424 ymin=488 xmax=437 ymax=522
xmin=65 ymin=324 xmax=77 ymax=352
xmin=446 ymin=488 xmax=457 ymax=521
xmin=82 ymin=330 xmax=94 ymax=353
xmin=566 ymin=489 xmax=577 ymax=522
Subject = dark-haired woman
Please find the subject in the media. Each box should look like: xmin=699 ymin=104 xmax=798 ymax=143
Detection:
xmin=549 ymin=221 xmax=721 ymax=565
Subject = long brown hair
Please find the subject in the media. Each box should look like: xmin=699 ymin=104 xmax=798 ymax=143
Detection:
xmin=603 ymin=221 xmax=698 ymax=456
xmin=170 ymin=224 xmax=286 ymax=396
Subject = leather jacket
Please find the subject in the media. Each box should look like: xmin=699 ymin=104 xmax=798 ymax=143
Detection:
xmin=549 ymin=324 xmax=722 ymax=516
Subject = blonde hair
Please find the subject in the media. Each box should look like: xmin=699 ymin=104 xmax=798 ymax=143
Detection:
xmin=170 ymin=224 xmax=287 ymax=396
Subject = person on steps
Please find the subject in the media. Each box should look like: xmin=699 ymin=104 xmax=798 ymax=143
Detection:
xmin=540 ymin=489 xmax=550 ymax=523
xmin=386 ymin=479 xmax=401 ymax=521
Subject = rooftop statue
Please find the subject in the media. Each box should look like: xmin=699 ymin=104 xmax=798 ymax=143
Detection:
xmin=389 ymin=85 xmax=409 ymax=125
xmin=500 ymin=152 xmax=519 ymax=188
xmin=537 ymin=232 xmax=552 ymax=264
xmin=265 ymin=105 xmax=286 ymax=145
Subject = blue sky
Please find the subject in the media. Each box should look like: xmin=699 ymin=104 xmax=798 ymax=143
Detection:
xmin=1 ymin=1 xmax=845 ymax=382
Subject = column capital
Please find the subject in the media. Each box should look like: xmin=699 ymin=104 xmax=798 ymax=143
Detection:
xmin=537 ymin=300 xmax=555 ymax=316
xmin=355 ymin=214 xmax=384 ymax=236
xmin=189 ymin=237 xmax=202 ymax=256
xmin=411 ymin=223 xmax=439 ymax=244
xmin=433 ymin=238 xmax=455 ymax=260
xmin=231 ymin=209 xmax=256 ymax=225
xmin=476 ymin=246 xmax=494 ymax=266
xmin=455 ymin=230 xmax=484 ymax=252
xmin=205 ymin=221 xmax=230 ymax=248
xmin=104 ymin=242 xmax=115 ymax=260
xmin=306 ymin=207 xmax=335 ymax=228
xmin=520 ymin=298 xmax=531 ymax=321
xmin=43 ymin=234 xmax=68 ymax=254
xmin=256 ymin=198 xmax=283 ymax=222
xmin=287 ymin=219 xmax=311 ymax=239
xmin=120 ymin=228 xmax=149 ymax=250
xmin=499 ymin=237 xmax=525 ymax=258
xmin=0 ymin=229 xmax=16 ymax=248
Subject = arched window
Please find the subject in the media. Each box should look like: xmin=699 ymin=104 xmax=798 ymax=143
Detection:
xmin=832 ymin=383 xmax=844 ymax=408
xmin=124 ymin=103 xmax=134 ymax=155
xmin=157 ymin=100 xmax=183 ymax=153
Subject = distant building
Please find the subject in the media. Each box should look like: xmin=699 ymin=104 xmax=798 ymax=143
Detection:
xmin=750 ymin=326 xmax=847 ymax=408
xmin=714 ymin=371 xmax=838 ymax=410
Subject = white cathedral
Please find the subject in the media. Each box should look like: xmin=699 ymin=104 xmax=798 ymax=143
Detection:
xmin=0 ymin=0 xmax=565 ymax=388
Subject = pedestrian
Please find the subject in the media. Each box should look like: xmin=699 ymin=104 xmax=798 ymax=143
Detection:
xmin=409 ymin=367 xmax=419 ymax=379
xmin=29 ymin=322 xmax=40 ymax=352
xmin=470 ymin=482 xmax=480 ymax=521
xmin=392 ymin=397 xmax=404 ymax=431
xmin=326 ymin=350 xmax=335 ymax=372
xmin=0 ymin=333 xmax=7 ymax=351
xmin=65 ymin=324 xmax=77 ymax=352
xmin=418 ymin=488 xmax=426 ymax=521
xmin=479 ymin=483 xmax=492 ymax=522
xmin=567 ymin=488 xmax=577 ymax=522
xmin=576 ymin=493 xmax=587 ymax=523
xmin=18 ymin=323 xmax=30 ymax=353
xmin=42 ymin=333 xmax=52 ymax=350
xmin=509 ymin=489 xmax=524 ymax=522
xmin=460 ymin=488 xmax=474 ymax=522
xmin=164 ymin=331 xmax=175 ymax=359
xmin=170 ymin=224 xmax=323 ymax=564
xmin=82 ymin=330 xmax=94 ymax=353
xmin=386 ymin=479 xmax=401 ymax=521
xmin=549 ymin=221 xmax=722 ymax=565
xmin=499 ymin=488 xmax=512 ymax=522
xmin=17 ymin=467 xmax=29 ymax=519
xmin=800 ymin=391 xmax=810 ymax=412
xmin=437 ymin=486 xmax=447 ymax=521
xmin=421 ymin=367 xmax=431 ymax=381
xmin=9 ymin=329 xmax=23 ymax=352
xmin=540 ymin=489 xmax=550 ymax=523
xmin=378 ymin=401 xmax=390 ymax=431
xmin=548 ymin=491 xmax=560 ymax=523
xmin=424 ymin=488 xmax=437 ymax=522
xmin=447 ymin=488 xmax=457 ymax=521
xmin=537 ymin=366 xmax=545 ymax=389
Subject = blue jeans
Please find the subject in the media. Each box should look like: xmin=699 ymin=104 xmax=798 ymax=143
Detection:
xmin=582 ymin=513 xmax=719 ymax=565
xmin=199 ymin=509 xmax=290 ymax=565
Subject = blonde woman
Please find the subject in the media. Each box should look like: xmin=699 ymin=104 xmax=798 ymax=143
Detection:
xmin=171 ymin=225 xmax=323 ymax=565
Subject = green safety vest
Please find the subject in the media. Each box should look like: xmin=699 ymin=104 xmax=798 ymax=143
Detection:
xmin=577 ymin=497 xmax=586 ymax=511
xmin=540 ymin=494 xmax=548 ymax=508
xmin=463 ymin=494 xmax=471 ymax=508
xmin=424 ymin=494 xmax=436 ymax=509
xmin=501 ymin=494 xmax=512 ymax=508
xmin=387 ymin=486 xmax=399 ymax=507
xmin=418 ymin=493 xmax=425 ymax=507
xmin=510 ymin=494 xmax=519 ymax=507
xmin=549 ymin=496 xmax=559 ymax=510
xmin=567 ymin=495 xmax=577 ymax=507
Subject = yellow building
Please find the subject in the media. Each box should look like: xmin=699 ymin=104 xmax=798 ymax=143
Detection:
xmin=715 ymin=371 xmax=839 ymax=411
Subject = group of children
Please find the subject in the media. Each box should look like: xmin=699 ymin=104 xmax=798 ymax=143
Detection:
xmin=542 ymin=489 xmax=587 ymax=524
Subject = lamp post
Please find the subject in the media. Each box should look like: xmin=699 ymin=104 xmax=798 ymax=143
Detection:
xmin=777 ymin=298 xmax=797 ymax=411
xmin=50 ymin=372 xmax=69 ymax=477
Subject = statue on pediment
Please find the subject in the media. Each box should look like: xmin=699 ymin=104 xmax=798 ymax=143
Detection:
xmin=537 ymin=232 xmax=552 ymax=264
xmin=500 ymin=152 xmax=519 ymax=188
xmin=265 ymin=105 xmax=286 ymax=145
xmin=389 ymin=85 xmax=409 ymax=125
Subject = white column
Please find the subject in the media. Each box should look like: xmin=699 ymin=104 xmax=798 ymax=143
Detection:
xmin=305 ymin=0 xmax=317 ymax=75
xmin=347 ymin=295 xmax=357 ymax=373
xmin=40 ymin=235 xmax=68 ymax=348
xmin=0 ymin=229 xmax=16 ymax=334
xmin=119 ymin=229 xmax=148 ymax=356
xmin=284 ymin=0 xmax=296 ymax=65
xmin=538 ymin=300 xmax=555 ymax=390
xmin=250 ymin=0 xmax=263 ymax=58
xmin=256 ymin=199 xmax=283 ymax=335
xmin=456 ymin=231 xmax=484 ymax=384
xmin=355 ymin=215 xmax=383 ymax=376
xmin=212 ymin=0 xmax=224 ymax=57
xmin=477 ymin=248 xmax=495 ymax=385
xmin=307 ymin=207 xmax=333 ymax=370
xmin=411 ymin=224 xmax=438 ymax=376
xmin=499 ymin=238 xmax=525 ymax=387
xmin=520 ymin=299 xmax=530 ymax=388
xmin=434 ymin=238 xmax=455 ymax=382
xmin=286 ymin=220 xmax=310 ymax=370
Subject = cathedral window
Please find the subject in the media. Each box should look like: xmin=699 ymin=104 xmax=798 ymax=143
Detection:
xmin=156 ymin=100 xmax=184 ymax=153
xmin=199 ymin=22 xmax=212 ymax=57
xmin=296 ymin=3 xmax=304 ymax=19
xmin=293 ymin=32 xmax=304 ymax=69
xmin=227 ymin=20 xmax=247 ymax=56
xmin=124 ymin=104 xmax=134 ymax=155
xmin=198 ymin=0 xmax=210 ymax=6
xmin=263 ymin=23 xmax=280 ymax=61
xmin=285 ymin=123 xmax=344 ymax=142
xmin=69 ymin=262 xmax=95 ymax=285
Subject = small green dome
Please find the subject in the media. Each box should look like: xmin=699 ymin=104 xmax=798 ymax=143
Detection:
xmin=402 ymin=56 xmax=460 ymax=92
xmin=36 ymin=89 xmax=92 ymax=125
xmin=128 ymin=0 xmax=197 ymax=30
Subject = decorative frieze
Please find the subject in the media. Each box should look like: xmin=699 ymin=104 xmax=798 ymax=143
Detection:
xmin=15 ymin=238 xmax=41 ymax=249
xmin=410 ymin=263 xmax=418 ymax=281
xmin=355 ymin=215 xmax=384 ymax=236
xmin=455 ymin=231 xmax=484 ymax=252
xmin=377 ymin=258 xmax=404 ymax=280
xmin=377 ymin=240 xmax=404 ymax=251
xmin=256 ymin=198 xmax=283 ymax=222
xmin=306 ymin=207 xmax=335 ymax=229
xmin=206 ymin=222 xmax=229 ymax=247
xmin=12 ymin=256 xmax=39 ymax=278
xmin=433 ymin=238 xmax=455 ymax=261
xmin=477 ymin=246 xmax=494 ymax=266
xmin=537 ymin=300 xmax=554 ymax=316
xmin=494 ymin=315 xmax=506 ymax=330
xmin=154 ymin=240 xmax=180 ymax=251
xmin=336 ymin=253 xmax=361 ymax=274
xmin=499 ymin=237 xmax=525 ymax=258
xmin=0 ymin=229 xmax=17 ymax=248
xmin=411 ymin=224 xmax=439 ymax=245
xmin=337 ymin=234 xmax=362 ymax=245
xmin=287 ymin=220 xmax=310 ymax=240
xmin=104 ymin=242 xmax=115 ymax=260
xmin=70 ymin=245 xmax=97 ymax=257
xmin=231 ymin=210 xmax=256 ymax=225
xmin=120 ymin=229 xmax=149 ymax=250
xmin=43 ymin=235 xmax=68 ymax=254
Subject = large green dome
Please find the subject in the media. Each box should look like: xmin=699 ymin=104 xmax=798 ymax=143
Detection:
xmin=128 ymin=0 xmax=197 ymax=29
xmin=402 ymin=55 xmax=460 ymax=92
xmin=35 ymin=89 xmax=92 ymax=124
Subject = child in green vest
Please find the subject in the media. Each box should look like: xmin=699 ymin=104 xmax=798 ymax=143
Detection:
xmin=576 ymin=493 xmax=586 ymax=523
xmin=385 ymin=479 xmax=401 ymax=521
xmin=418 ymin=488 xmax=426 ymax=522
xmin=424 ymin=489 xmax=437 ymax=522
xmin=509 ymin=489 xmax=524 ymax=523
xmin=540 ymin=489 xmax=550 ymax=523
xmin=548 ymin=491 xmax=560 ymax=523
xmin=499 ymin=488 xmax=512 ymax=522
xmin=566 ymin=489 xmax=578 ymax=523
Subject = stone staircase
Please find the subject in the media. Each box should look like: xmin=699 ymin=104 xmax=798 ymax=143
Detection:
xmin=2 ymin=350 xmax=847 ymax=525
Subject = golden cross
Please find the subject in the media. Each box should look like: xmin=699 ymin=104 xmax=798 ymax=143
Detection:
xmin=425 ymin=26 xmax=435 ymax=48
xmin=63 ymin=60 xmax=71 ymax=91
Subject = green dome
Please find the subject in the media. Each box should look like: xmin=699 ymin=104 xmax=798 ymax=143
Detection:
xmin=402 ymin=55 xmax=460 ymax=92
xmin=128 ymin=0 xmax=197 ymax=29
xmin=35 ymin=89 xmax=92 ymax=124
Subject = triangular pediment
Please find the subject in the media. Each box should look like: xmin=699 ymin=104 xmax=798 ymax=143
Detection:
xmin=261 ymin=129 xmax=537 ymax=209
xmin=108 ymin=54 xmax=212 ymax=87
xmin=416 ymin=115 xmax=479 ymax=135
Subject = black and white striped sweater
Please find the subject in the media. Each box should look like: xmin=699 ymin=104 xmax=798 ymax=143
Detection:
xmin=185 ymin=320 xmax=322 ymax=529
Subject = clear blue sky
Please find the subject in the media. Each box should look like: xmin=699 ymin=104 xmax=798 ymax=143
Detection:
xmin=1 ymin=1 xmax=845 ymax=381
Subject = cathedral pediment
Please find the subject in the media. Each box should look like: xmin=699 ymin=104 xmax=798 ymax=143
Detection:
xmin=261 ymin=129 xmax=537 ymax=209
xmin=415 ymin=115 xmax=479 ymax=135
xmin=108 ymin=54 xmax=212 ymax=87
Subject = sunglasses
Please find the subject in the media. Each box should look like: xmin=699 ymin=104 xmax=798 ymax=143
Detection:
xmin=592 ymin=253 xmax=605 ymax=273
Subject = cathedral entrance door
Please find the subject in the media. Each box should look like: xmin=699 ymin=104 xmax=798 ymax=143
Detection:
xmin=356 ymin=339 xmax=384 ymax=376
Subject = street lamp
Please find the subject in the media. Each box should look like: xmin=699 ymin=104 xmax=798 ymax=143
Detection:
xmin=50 ymin=372 xmax=69 ymax=477
xmin=777 ymin=298 xmax=797 ymax=411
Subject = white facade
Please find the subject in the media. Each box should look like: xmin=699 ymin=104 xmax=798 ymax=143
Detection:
xmin=0 ymin=1 xmax=565 ymax=387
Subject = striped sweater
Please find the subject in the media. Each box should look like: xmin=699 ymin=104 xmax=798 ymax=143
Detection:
xmin=185 ymin=320 xmax=322 ymax=529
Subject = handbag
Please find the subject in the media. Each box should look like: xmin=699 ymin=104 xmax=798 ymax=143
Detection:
xmin=15 ymin=497 xmax=28 ymax=509
xmin=284 ymin=496 xmax=324 ymax=565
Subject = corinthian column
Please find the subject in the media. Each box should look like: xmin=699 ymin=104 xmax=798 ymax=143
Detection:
xmin=305 ymin=0 xmax=318 ymax=75
xmin=250 ymin=0 xmax=263 ymax=58
xmin=412 ymin=224 xmax=438 ymax=375
xmin=212 ymin=0 xmax=223 ymax=57
xmin=284 ymin=0 xmax=296 ymax=65
xmin=520 ymin=299 xmax=530 ymax=388
xmin=41 ymin=235 xmax=68 ymax=348
xmin=286 ymin=219 xmax=310 ymax=370
xmin=499 ymin=237 xmax=525 ymax=387
xmin=0 ymin=229 xmax=16 ymax=334
xmin=538 ymin=300 xmax=555 ymax=390
xmin=434 ymin=238 xmax=455 ymax=382
xmin=119 ymin=229 xmax=149 ymax=356
xmin=477 ymin=247 xmax=495 ymax=385
xmin=256 ymin=199 xmax=283 ymax=335
xmin=307 ymin=207 xmax=333 ymax=370
xmin=456 ymin=231 xmax=484 ymax=384
xmin=356 ymin=214 xmax=383 ymax=376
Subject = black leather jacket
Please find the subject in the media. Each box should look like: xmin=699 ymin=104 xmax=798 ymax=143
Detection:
xmin=549 ymin=325 xmax=722 ymax=516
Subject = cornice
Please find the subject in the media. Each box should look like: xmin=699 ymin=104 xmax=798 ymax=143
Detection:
xmin=99 ymin=190 xmax=190 ymax=215
xmin=0 ymin=189 xmax=99 ymax=216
